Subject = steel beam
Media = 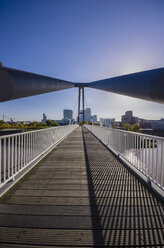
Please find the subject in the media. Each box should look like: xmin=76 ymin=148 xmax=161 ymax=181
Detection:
xmin=0 ymin=67 xmax=74 ymax=102
xmin=88 ymin=68 xmax=164 ymax=104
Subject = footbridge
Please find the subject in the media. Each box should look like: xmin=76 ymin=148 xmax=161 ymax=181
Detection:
xmin=0 ymin=125 xmax=163 ymax=247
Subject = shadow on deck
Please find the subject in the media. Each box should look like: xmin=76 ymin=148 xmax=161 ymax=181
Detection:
xmin=0 ymin=127 xmax=163 ymax=247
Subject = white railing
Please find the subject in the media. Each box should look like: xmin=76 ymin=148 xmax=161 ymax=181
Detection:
xmin=0 ymin=125 xmax=77 ymax=188
xmin=85 ymin=125 xmax=164 ymax=190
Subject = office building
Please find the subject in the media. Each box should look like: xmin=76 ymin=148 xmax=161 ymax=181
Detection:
xmin=138 ymin=118 xmax=152 ymax=128
xmin=100 ymin=118 xmax=115 ymax=127
xmin=76 ymin=107 xmax=98 ymax=123
xmin=42 ymin=113 xmax=47 ymax=123
xmin=121 ymin=111 xmax=138 ymax=124
xmin=91 ymin=115 xmax=97 ymax=123
xmin=85 ymin=108 xmax=91 ymax=122
xmin=151 ymin=119 xmax=164 ymax=130
xmin=63 ymin=109 xmax=73 ymax=121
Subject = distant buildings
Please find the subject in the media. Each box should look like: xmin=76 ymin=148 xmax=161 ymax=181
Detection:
xmin=120 ymin=111 xmax=164 ymax=136
xmin=121 ymin=111 xmax=138 ymax=125
xmin=41 ymin=113 xmax=47 ymax=123
xmin=63 ymin=109 xmax=73 ymax=120
xmin=91 ymin=115 xmax=97 ymax=123
xmin=137 ymin=118 xmax=164 ymax=130
xmin=138 ymin=118 xmax=164 ymax=136
xmin=77 ymin=110 xmax=84 ymax=123
xmin=22 ymin=121 xmax=31 ymax=125
xmin=85 ymin=108 xmax=91 ymax=122
xmin=138 ymin=118 xmax=152 ymax=128
xmin=62 ymin=109 xmax=73 ymax=124
xmin=151 ymin=119 xmax=164 ymax=131
xmin=100 ymin=118 xmax=115 ymax=127
xmin=84 ymin=108 xmax=98 ymax=123
xmin=10 ymin=118 xmax=14 ymax=124
xmin=76 ymin=107 xmax=97 ymax=123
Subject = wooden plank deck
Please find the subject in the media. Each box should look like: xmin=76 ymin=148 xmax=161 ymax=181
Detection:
xmin=0 ymin=127 xmax=163 ymax=247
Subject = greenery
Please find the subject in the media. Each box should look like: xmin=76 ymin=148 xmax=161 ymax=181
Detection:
xmin=0 ymin=120 xmax=11 ymax=129
xmin=46 ymin=120 xmax=60 ymax=127
xmin=131 ymin=123 xmax=141 ymax=133
xmin=79 ymin=120 xmax=93 ymax=126
xmin=0 ymin=120 xmax=60 ymax=131
xmin=123 ymin=123 xmax=131 ymax=131
xmin=123 ymin=123 xmax=141 ymax=133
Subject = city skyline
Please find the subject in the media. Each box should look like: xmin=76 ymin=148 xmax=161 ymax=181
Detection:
xmin=0 ymin=0 xmax=164 ymax=120
xmin=2 ymin=107 xmax=164 ymax=124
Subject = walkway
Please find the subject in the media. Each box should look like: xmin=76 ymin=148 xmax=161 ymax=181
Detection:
xmin=0 ymin=127 xmax=163 ymax=247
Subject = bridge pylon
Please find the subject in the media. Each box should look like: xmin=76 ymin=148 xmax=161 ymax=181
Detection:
xmin=77 ymin=86 xmax=85 ymax=124
xmin=75 ymin=83 xmax=88 ymax=125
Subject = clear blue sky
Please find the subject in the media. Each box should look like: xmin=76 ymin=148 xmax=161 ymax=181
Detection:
xmin=0 ymin=0 xmax=164 ymax=121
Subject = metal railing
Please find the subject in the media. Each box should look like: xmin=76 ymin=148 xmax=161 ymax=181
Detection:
xmin=0 ymin=125 xmax=77 ymax=188
xmin=85 ymin=125 xmax=164 ymax=190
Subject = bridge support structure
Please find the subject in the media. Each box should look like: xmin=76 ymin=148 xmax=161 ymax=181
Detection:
xmin=75 ymin=83 xmax=88 ymax=124
xmin=78 ymin=86 xmax=85 ymax=124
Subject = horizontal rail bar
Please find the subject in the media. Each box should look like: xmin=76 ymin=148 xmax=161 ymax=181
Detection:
xmin=0 ymin=125 xmax=74 ymax=139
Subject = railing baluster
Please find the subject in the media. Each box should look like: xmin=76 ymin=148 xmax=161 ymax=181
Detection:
xmin=0 ymin=125 xmax=77 ymax=189
xmin=18 ymin=135 xmax=20 ymax=171
xmin=145 ymin=138 xmax=147 ymax=175
xmin=4 ymin=138 xmax=6 ymax=182
xmin=15 ymin=136 xmax=17 ymax=173
xmin=11 ymin=136 xmax=14 ymax=177
xmin=137 ymin=135 xmax=139 ymax=166
xmin=152 ymin=139 xmax=154 ymax=180
xmin=23 ymin=134 xmax=25 ymax=167
xmin=161 ymin=141 xmax=164 ymax=187
xmin=21 ymin=135 xmax=23 ymax=169
xmin=156 ymin=140 xmax=158 ymax=183
xmin=0 ymin=139 xmax=1 ymax=184
xmin=84 ymin=124 xmax=164 ymax=191
xmin=8 ymin=137 xmax=10 ymax=179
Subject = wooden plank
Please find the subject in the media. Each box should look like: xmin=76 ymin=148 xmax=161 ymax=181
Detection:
xmin=0 ymin=204 xmax=163 ymax=217
xmin=0 ymin=214 xmax=163 ymax=229
xmin=0 ymin=245 xmax=81 ymax=248
xmin=0 ymin=245 xmax=83 ymax=248
xmin=0 ymin=127 xmax=163 ymax=247
xmin=0 ymin=227 xmax=163 ymax=246
xmin=0 ymin=195 xmax=160 ymax=206
xmin=20 ymin=179 xmax=89 ymax=184
xmin=14 ymin=183 xmax=89 ymax=190
xmin=27 ymin=175 xmax=88 ymax=179
xmin=8 ymin=189 xmax=154 ymax=198
xmin=23 ymin=178 xmax=142 ymax=184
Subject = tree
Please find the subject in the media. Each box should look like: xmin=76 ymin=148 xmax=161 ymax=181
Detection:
xmin=45 ymin=120 xmax=52 ymax=126
xmin=40 ymin=122 xmax=46 ymax=127
xmin=15 ymin=123 xmax=23 ymax=129
xmin=0 ymin=120 xmax=11 ymax=129
xmin=0 ymin=120 xmax=5 ymax=125
xmin=131 ymin=123 xmax=141 ymax=133
xmin=46 ymin=120 xmax=59 ymax=127
xmin=123 ymin=123 xmax=132 ymax=131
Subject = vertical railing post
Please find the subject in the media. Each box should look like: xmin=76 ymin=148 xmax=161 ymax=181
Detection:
xmin=0 ymin=139 xmax=1 ymax=184
xmin=8 ymin=137 xmax=10 ymax=179
xmin=4 ymin=138 xmax=6 ymax=182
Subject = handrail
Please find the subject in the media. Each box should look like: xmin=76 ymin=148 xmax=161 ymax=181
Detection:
xmin=0 ymin=125 xmax=78 ymax=188
xmin=85 ymin=125 xmax=164 ymax=191
xmin=0 ymin=125 xmax=70 ymax=138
